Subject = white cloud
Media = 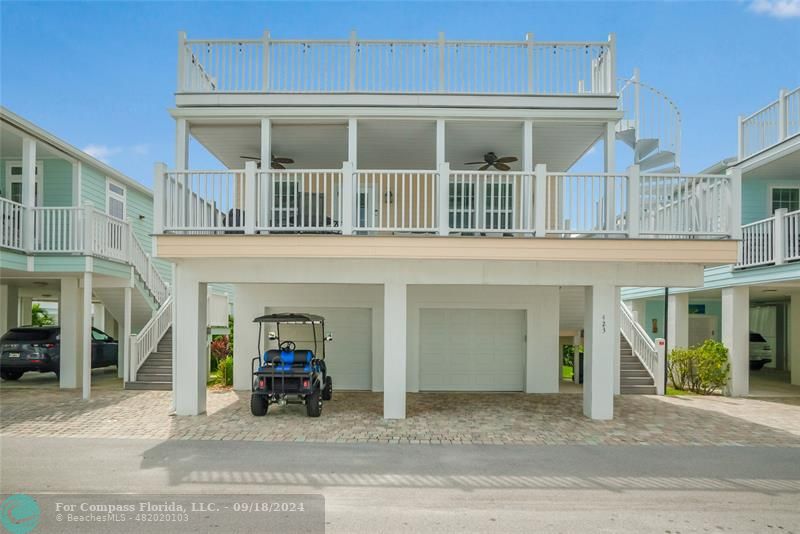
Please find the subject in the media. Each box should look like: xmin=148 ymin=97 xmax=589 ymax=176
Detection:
xmin=749 ymin=0 xmax=800 ymax=18
xmin=82 ymin=143 xmax=149 ymax=163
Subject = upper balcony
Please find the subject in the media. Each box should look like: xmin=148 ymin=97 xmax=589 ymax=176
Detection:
xmin=738 ymin=87 xmax=800 ymax=161
xmin=176 ymin=31 xmax=617 ymax=110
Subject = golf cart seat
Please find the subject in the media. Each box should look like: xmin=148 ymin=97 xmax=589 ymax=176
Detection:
xmin=263 ymin=349 xmax=314 ymax=372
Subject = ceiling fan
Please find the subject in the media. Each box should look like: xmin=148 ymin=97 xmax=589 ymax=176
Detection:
xmin=240 ymin=154 xmax=295 ymax=169
xmin=464 ymin=152 xmax=518 ymax=171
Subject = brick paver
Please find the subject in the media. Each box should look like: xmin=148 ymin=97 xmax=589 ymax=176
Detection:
xmin=1 ymin=388 xmax=799 ymax=446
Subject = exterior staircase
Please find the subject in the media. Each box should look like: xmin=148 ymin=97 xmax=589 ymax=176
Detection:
xmin=616 ymin=69 xmax=681 ymax=174
xmin=620 ymin=334 xmax=657 ymax=395
xmin=125 ymin=327 xmax=172 ymax=391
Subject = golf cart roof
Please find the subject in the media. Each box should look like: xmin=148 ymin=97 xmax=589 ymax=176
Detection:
xmin=253 ymin=313 xmax=325 ymax=324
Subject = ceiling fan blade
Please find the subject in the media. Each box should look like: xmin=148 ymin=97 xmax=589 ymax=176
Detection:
xmin=240 ymin=155 xmax=260 ymax=160
xmin=479 ymin=164 xmax=491 ymax=171
xmin=495 ymin=156 xmax=518 ymax=163
xmin=494 ymin=162 xmax=511 ymax=171
xmin=271 ymin=162 xmax=285 ymax=170
xmin=273 ymin=157 xmax=294 ymax=164
xmin=464 ymin=161 xmax=486 ymax=165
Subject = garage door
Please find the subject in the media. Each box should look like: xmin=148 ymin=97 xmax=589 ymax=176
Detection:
xmin=267 ymin=307 xmax=372 ymax=390
xmin=419 ymin=309 xmax=525 ymax=391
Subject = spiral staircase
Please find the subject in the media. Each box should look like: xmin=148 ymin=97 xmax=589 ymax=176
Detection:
xmin=616 ymin=69 xmax=682 ymax=174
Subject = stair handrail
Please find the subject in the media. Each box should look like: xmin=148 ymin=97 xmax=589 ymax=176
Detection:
xmin=620 ymin=302 xmax=666 ymax=395
xmin=617 ymin=70 xmax=682 ymax=170
xmin=127 ymin=227 xmax=170 ymax=305
xmin=129 ymin=295 xmax=173 ymax=383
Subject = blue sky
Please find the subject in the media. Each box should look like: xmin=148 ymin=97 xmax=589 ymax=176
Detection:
xmin=1 ymin=1 xmax=798 ymax=188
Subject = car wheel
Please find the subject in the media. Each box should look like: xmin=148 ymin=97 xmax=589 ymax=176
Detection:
xmin=0 ymin=369 xmax=24 ymax=381
xmin=306 ymin=387 xmax=322 ymax=418
xmin=322 ymin=376 xmax=333 ymax=401
xmin=250 ymin=394 xmax=268 ymax=416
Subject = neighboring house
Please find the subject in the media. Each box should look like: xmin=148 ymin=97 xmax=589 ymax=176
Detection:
xmin=153 ymin=30 xmax=739 ymax=420
xmin=623 ymin=87 xmax=800 ymax=394
xmin=0 ymin=108 xmax=228 ymax=395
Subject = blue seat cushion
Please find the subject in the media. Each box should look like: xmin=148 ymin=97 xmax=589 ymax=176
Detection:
xmin=263 ymin=349 xmax=314 ymax=370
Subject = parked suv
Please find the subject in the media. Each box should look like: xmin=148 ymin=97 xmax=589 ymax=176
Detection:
xmin=749 ymin=331 xmax=772 ymax=371
xmin=0 ymin=326 xmax=118 ymax=381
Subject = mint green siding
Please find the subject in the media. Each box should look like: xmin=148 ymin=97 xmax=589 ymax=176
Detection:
xmin=80 ymin=164 xmax=107 ymax=209
xmin=41 ymin=159 xmax=72 ymax=206
xmin=642 ymin=298 xmax=722 ymax=343
xmin=0 ymin=249 xmax=27 ymax=270
xmin=742 ymin=177 xmax=800 ymax=224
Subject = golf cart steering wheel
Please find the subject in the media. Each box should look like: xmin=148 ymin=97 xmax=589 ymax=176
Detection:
xmin=279 ymin=340 xmax=296 ymax=352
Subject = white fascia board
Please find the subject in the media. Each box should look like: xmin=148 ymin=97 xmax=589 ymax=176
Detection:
xmin=0 ymin=106 xmax=152 ymax=198
xmin=734 ymin=133 xmax=800 ymax=175
xmin=169 ymin=106 xmax=623 ymax=123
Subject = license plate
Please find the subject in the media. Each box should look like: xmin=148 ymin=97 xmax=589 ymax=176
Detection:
xmin=7 ymin=352 xmax=20 ymax=358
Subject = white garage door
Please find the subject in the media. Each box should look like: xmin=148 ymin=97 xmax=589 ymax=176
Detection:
xmin=420 ymin=309 xmax=525 ymax=391
xmin=267 ymin=307 xmax=372 ymax=390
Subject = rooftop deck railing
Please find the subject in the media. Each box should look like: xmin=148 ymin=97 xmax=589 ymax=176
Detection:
xmin=155 ymin=162 xmax=737 ymax=241
xmin=0 ymin=198 xmax=169 ymax=305
xmin=178 ymin=32 xmax=616 ymax=96
xmin=739 ymin=87 xmax=800 ymax=159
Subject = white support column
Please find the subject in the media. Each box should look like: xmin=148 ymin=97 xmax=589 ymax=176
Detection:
xmin=526 ymin=286 xmax=560 ymax=393
xmin=383 ymin=281 xmax=407 ymax=419
xmin=572 ymin=333 xmax=582 ymax=385
xmin=175 ymin=118 xmax=189 ymax=170
xmin=629 ymin=299 xmax=647 ymax=327
xmin=0 ymin=285 xmax=20 ymax=333
xmin=613 ymin=286 xmax=621 ymax=395
xmin=93 ymin=303 xmax=106 ymax=331
xmin=21 ymin=136 xmax=37 ymax=251
xmin=260 ymin=118 xmax=271 ymax=230
xmin=81 ymin=272 xmax=93 ymax=400
xmin=436 ymin=118 xmax=450 ymax=237
xmin=153 ymin=162 xmax=166 ymax=235
xmin=627 ymin=164 xmax=640 ymax=237
xmin=121 ymin=286 xmax=132 ymax=381
xmin=737 ymin=115 xmax=744 ymax=161
xmin=244 ymin=161 xmax=257 ymax=234
xmin=583 ymin=284 xmax=616 ymax=420
xmin=19 ymin=297 xmax=33 ymax=325
xmin=603 ymin=121 xmax=616 ymax=232
xmin=667 ymin=292 xmax=689 ymax=350
xmin=778 ymin=89 xmax=787 ymax=141
xmin=341 ymin=161 xmax=355 ymax=235
xmin=233 ymin=284 xmax=264 ymax=391
xmin=523 ymin=120 xmax=534 ymax=232
xmin=774 ymin=208 xmax=787 ymax=265
xmin=174 ymin=266 xmax=208 ymax=415
xmin=347 ymin=119 xmax=358 ymax=168
xmin=59 ymin=278 xmax=82 ymax=389
xmin=534 ymin=163 xmax=547 ymax=237
xmin=728 ymin=168 xmax=742 ymax=240
xmin=722 ymin=286 xmax=749 ymax=397
xmin=790 ymin=292 xmax=800 ymax=387
xmin=71 ymin=161 xmax=82 ymax=208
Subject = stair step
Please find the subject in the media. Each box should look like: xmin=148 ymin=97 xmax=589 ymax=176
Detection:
xmin=615 ymin=124 xmax=636 ymax=148
xmin=634 ymin=138 xmax=659 ymax=161
xmin=622 ymin=376 xmax=655 ymax=385
xmin=621 ymin=370 xmax=652 ymax=378
xmin=621 ymin=385 xmax=657 ymax=395
xmin=639 ymin=150 xmax=676 ymax=171
xmin=125 ymin=381 xmax=172 ymax=391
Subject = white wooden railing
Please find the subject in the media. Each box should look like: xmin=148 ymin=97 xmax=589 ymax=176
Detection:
xmin=32 ymin=207 xmax=84 ymax=252
xmin=87 ymin=210 xmax=128 ymax=262
xmin=1 ymin=198 xmax=25 ymax=250
xmin=354 ymin=170 xmax=439 ymax=232
xmin=255 ymin=169 xmax=343 ymax=232
xmin=739 ymin=86 xmax=800 ymax=159
xmin=620 ymin=302 xmax=665 ymax=395
xmin=178 ymin=32 xmax=616 ymax=96
xmin=156 ymin=164 xmax=735 ymax=240
xmin=737 ymin=208 xmax=800 ymax=269
xmin=129 ymin=295 xmax=172 ymax=382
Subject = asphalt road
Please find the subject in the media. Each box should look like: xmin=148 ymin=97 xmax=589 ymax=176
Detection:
xmin=2 ymin=437 xmax=799 ymax=533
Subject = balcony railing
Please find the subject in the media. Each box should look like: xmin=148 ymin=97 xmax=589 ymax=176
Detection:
xmin=178 ymin=32 xmax=616 ymax=96
xmin=0 ymin=197 xmax=169 ymax=305
xmin=155 ymin=162 xmax=737 ymax=240
xmin=739 ymin=86 xmax=800 ymax=159
xmin=737 ymin=208 xmax=800 ymax=269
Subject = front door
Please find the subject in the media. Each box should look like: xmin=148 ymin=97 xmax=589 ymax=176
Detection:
xmin=5 ymin=161 xmax=42 ymax=204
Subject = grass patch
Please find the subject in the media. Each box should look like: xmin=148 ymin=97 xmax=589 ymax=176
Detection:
xmin=666 ymin=386 xmax=696 ymax=396
xmin=562 ymin=365 xmax=574 ymax=380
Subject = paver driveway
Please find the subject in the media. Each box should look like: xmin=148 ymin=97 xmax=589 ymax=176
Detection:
xmin=2 ymin=387 xmax=799 ymax=446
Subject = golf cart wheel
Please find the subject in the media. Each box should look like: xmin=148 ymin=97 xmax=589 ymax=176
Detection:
xmin=250 ymin=394 xmax=268 ymax=416
xmin=306 ymin=387 xmax=322 ymax=418
xmin=0 ymin=369 xmax=24 ymax=381
xmin=322 ymin=376 xmax=333 ymax=400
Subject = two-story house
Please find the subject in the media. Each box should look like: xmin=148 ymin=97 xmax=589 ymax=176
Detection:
xmin=624 ymin=87 xmax=800 ymax=394
xmin=152 ymin=31 xmax=739 ymax=420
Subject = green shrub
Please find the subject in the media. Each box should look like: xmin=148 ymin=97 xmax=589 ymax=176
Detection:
xmin=217 ymin=356 xmax=233 ymax=387
xmin=668 ymin=340 xmax=729 ymax=395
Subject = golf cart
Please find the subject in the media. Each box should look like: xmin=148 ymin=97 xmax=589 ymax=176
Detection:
xmin=250 ymin=313 xmax=333 ymax=417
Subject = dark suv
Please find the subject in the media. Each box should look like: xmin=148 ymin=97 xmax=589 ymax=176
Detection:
xmin=0 ymin=326 xmax=118 ymax=381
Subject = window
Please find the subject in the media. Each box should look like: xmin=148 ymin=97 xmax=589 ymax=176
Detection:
xmin=484 ymin=182 xmax=514 ymax=230
xmin=449 ymin=182 xmax=476 ymax=229
xmin=91 ymin=328 xmax=111 ymax=341
xmin=5 ymin=161 xmax=41 ymax=204
xmin=272 ymin=179 xmax=298 ymax=227
xmin=106 ymin=180 xmax=126 ymax=220
xmin=771 ymin=188 xmax=799 ymax=214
